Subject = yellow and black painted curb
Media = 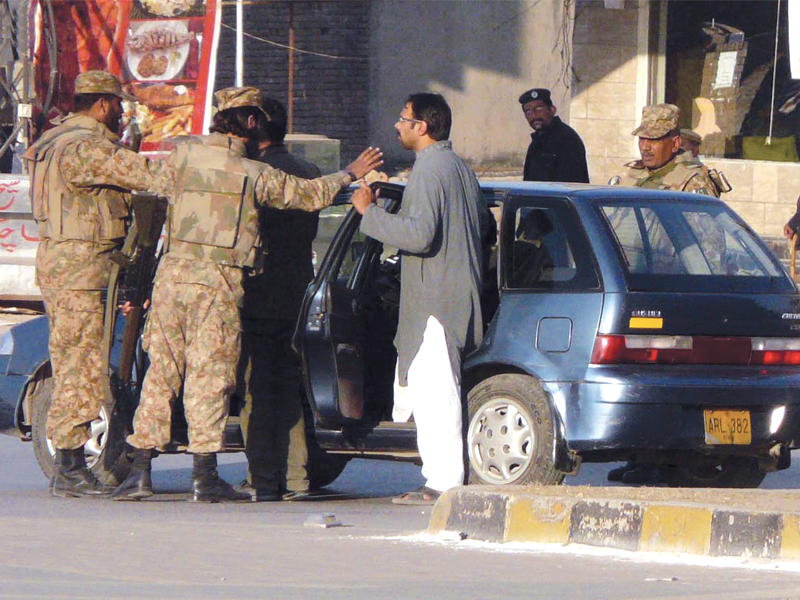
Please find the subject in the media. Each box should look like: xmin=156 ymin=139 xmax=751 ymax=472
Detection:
xmin=428 ymin=487 xmax=800 ymax=561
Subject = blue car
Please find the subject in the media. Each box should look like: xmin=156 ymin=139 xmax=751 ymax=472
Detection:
xmin=295 ymin=182 xmax=800 ymax=488
xmin=2 ymin=181 xmax=800 ymax=489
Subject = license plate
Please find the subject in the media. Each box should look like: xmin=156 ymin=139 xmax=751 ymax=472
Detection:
xmin=704 ymin=410 xmax=752 ymax=445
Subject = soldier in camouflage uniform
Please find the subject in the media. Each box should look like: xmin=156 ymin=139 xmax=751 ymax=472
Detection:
xmin=614 ymin=104 xmax=730 ymax=273
xmin=609 ymin=104 xmax=730 ymax=485
xmin=112 ymin=87 xmax=383 ymax=502
xmin=21 ymin=71 xmax=164 ymax=498
xmin=617 ymin=104 xmax=720 ymax=196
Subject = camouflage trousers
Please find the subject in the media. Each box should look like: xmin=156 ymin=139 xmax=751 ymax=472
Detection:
xmin=41 ymin=288 xmax=106 ymax=450
xmin=127 ymin=267 xmax=241 ymax=454
xmin=238 ymin=317 xmax=308 ymax=492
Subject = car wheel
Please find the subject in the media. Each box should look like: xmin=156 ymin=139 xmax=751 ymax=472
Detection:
xmin=30 ymin=375 xmax=132 ymax=486
xmin=467 ymin=374 xmax=565 ymax=486
xmin=307 ymin=447 xmax=350 ymax=489
xmin=665 ymin=456 xmax=766 ymax=489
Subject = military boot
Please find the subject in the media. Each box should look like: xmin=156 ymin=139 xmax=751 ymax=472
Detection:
xmin=191 ymin=453 xmax=250 ymax=503
xmin=111 ymin=448 xmax=154 ymax=501
xmin=51 ymin=448 xmax=114 ymax=498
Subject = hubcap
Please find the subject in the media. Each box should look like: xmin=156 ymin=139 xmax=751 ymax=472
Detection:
xmin=468 ymin=396 xmax=534 ymax=484
xmin=46 ymin=406 xmax=109 ymax=468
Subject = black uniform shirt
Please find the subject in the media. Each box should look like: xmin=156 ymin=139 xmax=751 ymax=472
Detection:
xmin=242 ymin=144 xmax=321 ymax=321
xmin=523 ymin=116 xmax=590 ymax=184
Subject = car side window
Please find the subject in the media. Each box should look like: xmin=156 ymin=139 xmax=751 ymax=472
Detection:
xmin=503 ymin=197 xmax=599 ymax=291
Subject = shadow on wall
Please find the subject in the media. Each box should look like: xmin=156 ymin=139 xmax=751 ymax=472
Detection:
xmin=370 ymin=0 xmax=573 ymax=164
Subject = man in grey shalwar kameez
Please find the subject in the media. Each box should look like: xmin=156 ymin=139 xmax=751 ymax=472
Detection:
xmin=351 ymin=93 xmax=485 ymax=504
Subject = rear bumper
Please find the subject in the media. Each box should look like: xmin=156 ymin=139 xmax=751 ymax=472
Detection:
xmin=548 ymin=366 xmax=800 ymax=455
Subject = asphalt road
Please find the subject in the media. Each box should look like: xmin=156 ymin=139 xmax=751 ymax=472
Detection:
xmin=2 ymin=435 xmax=800 ymax=599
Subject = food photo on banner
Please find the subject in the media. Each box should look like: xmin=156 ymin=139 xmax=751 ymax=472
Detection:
xmin=29 ymin=0 xmax=219 ymax=154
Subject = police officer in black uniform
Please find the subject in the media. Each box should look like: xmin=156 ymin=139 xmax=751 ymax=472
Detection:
xmin=519 ymin=88 xmax=589 ymax=184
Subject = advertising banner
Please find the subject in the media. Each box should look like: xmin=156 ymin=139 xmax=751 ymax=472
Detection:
xmin=0 ymin=175 xmax=39 ymax=300
xmin=109 ymin=0 xmax=220 ymax=152
xmin=30 ymin=0 xmax=220 ymax=150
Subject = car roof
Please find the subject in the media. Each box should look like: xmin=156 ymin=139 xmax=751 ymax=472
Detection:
xmin=479 ymin=181 xmax=726 ymax=206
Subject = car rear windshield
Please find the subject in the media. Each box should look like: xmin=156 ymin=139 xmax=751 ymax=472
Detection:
xmin=597 ymin=199 xmax=793 ymax=293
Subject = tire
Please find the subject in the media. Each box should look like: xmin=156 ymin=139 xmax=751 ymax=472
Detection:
xmin=467 ymin=374 xmax=565 ymax=486
xmin=665 ymin=456 xmax=766 ymax=489
xmin=30 ymin=375 xmax=132 ymax=486
xmin=306 ymin=446 xmax=350 ymax=489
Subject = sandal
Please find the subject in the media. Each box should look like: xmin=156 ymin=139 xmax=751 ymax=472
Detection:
xmin=391 ymin=485 xmax=441 ymax=505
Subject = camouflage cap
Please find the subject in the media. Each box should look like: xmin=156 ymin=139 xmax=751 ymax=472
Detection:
xmin=631 ymin=103 xmax=680 ymax=139
xmin=215 ymin=86 xmax=265 ymax=112
xmin=680 ymin=128 xmax=702 ymax=144
xmin=74 ymin=70 xmax=135 ymax=101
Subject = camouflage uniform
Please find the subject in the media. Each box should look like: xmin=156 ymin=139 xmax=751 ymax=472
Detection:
xmin=618 ymin=152 xmax=719 ymax=197
xmin=22 ymin=72 xmax=161 ymax=450
xmin=126 ymin=87 xmax=353 ymax=454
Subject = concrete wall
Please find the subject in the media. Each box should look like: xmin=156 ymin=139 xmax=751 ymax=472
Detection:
xmin=705 ymin=157 xmax=800 ymax=239
xmin=570 ymin=0 xmax=643 ymax=185
xmin=368 ymin=0 xmax=573 ymax=169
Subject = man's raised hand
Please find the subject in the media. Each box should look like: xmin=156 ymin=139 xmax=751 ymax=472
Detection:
xmin=346 ymin=147 xmax=384 ymax=180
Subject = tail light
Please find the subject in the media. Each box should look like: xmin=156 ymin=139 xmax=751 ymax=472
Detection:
xmin=591 ymin=335 xmax=800 ymax=365
xmin=751 ymin=338 xmax=800 ymax=365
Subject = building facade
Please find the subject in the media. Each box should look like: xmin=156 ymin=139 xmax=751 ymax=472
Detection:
xmin=213 ymin=0 xmax=797 ymax=239
xmin=571 ymin=0 xmax=798 ymax=240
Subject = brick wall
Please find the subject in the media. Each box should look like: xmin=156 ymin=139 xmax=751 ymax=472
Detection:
xmin=215 ymin=1 xmax=370 ymax=163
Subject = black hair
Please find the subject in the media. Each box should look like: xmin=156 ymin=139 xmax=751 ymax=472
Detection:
xmin=210 ymin=106 xmax=268 ymax=139
xmin=253 ymin=97 xmax=288 ymax=144
xmin=74 ymin=93 xmax=116 ymax=113
xmin=406 ymin=92 xmax=452 ymax=141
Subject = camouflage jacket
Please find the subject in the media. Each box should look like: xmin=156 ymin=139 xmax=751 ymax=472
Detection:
xmin=151 ymin=133 xmax=350 ymax=292
xmin=618 ymin=151 xmax=720 ymax=197
xmin=22 ymin=113 xmax=162 ymax=290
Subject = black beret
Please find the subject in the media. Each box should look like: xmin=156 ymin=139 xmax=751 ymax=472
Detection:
xmin=518 ymin=88 xmax=552 ymax=106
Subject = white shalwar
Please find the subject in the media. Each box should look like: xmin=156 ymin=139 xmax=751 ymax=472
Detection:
xmin=393 ymin=315 xmax=464 ymax=492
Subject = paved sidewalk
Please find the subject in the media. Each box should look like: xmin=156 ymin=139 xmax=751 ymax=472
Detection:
xmin=429 ymin=485 xmax=800 ymax=561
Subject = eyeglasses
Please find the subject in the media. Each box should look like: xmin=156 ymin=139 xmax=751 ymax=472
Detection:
xmin=396 ymin=116 xmax=425 ymax=125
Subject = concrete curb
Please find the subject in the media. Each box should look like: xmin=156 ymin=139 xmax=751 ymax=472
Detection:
xmin=428 ymin=486 xmax=800 ymax=561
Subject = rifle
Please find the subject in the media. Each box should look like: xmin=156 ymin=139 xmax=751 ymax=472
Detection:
xmin=116 ymin=194 xmax=166 ymax=383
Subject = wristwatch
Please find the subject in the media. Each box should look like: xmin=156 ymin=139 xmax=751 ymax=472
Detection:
xmin=346 ymin=170 xmax=359 ymax=183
